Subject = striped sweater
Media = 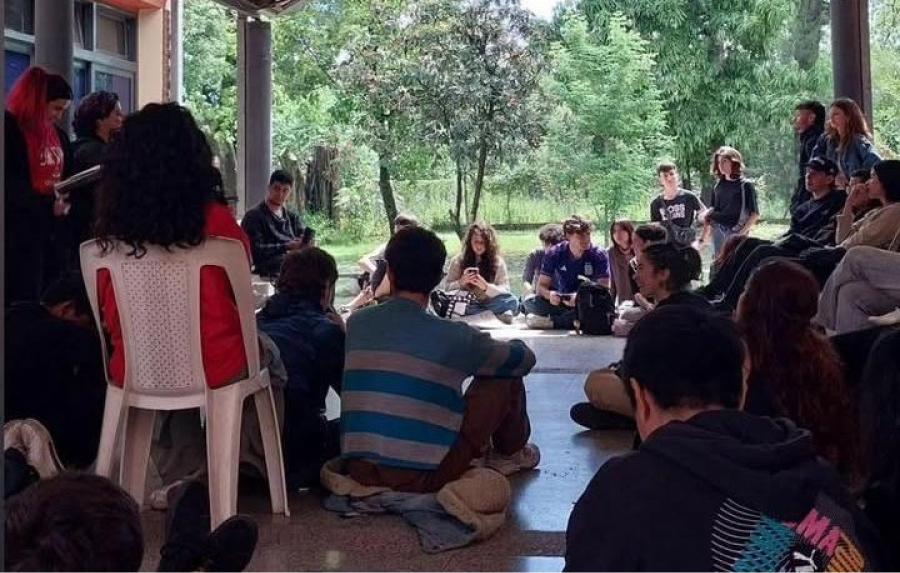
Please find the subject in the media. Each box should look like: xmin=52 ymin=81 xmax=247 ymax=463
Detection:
xmin=340 ymin=297 xmax=536 ymax=471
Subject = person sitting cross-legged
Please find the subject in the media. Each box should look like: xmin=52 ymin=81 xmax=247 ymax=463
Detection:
xmin=257 ymin=247 xmax=345 ymax=490
xmin=565 ymin=306 xmax=885 ymax=572
xmin=570 ymin=242 xmax=710 ymax=431
xmin=438 ymin=221 xmax=519 ymax=323
xmin=524 ymin=215 xmax=610 ymax=330
xmin=341 ymin=227 xmax=539 ymax=492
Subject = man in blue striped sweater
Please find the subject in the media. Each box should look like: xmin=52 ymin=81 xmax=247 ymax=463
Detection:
xmin=341 ymin=227 xmax=540 ymax=492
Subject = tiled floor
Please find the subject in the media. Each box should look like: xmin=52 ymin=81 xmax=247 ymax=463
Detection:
xmin=139 ymin=333 xmax=632 ymax=571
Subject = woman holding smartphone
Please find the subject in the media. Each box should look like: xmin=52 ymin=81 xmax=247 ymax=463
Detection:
xmin=442 ymin=222 xmax=519 ymax=323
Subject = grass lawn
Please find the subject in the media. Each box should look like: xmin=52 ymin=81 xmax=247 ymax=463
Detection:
xmin=322 ymin=222 xmax=789 ymax=305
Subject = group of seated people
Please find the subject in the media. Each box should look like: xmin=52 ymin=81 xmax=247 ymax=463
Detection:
xmin=4 ymin=78 xmax=899 ymax=572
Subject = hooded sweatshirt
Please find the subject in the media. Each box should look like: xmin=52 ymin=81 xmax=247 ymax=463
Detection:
xmin=565 ymin=410 xmax=883 ymax=572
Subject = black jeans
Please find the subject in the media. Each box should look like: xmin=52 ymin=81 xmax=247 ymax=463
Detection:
xmin=522 ymin=295 xmax=577 ymax=329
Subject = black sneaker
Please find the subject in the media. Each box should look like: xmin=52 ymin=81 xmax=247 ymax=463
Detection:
xmin=430 ymin=290 xmax=450 ymax=317
xmin=570 ymin=402 xmax=636 ymax=431
xmin=158 ymin=481 xmax=211 ymax=572
xmin=205 ymin=515 xmax=259 ymax=572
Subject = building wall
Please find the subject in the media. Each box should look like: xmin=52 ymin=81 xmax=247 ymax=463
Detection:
xmin=3 ymin=0 xmax=170 ymax=110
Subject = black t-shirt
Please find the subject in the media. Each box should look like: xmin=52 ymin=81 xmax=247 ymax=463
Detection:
xmin=709 ymin=178 xmax=759 ymax=228
xmin=789 ymin=189 xmax=847 ymax=239
xmin=650 ymin=190 xmax=703 ymax=228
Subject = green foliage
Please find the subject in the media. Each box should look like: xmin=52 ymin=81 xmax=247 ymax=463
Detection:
xmin=872 ymin=0 xmax=900 ymax=156
xmin=182 ymin=0 xmax=237 ymax=144
xmin=541 ymin=13 xmax=671 ymax=227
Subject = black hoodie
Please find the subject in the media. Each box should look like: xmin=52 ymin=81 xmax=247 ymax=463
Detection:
xmin=565 ymin=410 xmax=883 ymax=571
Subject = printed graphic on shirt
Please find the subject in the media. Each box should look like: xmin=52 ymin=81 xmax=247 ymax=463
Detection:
xmin=660 ymin=203 xmax=687 ymax=223
xmin=711 ymin=498 xmax=867 ymax=572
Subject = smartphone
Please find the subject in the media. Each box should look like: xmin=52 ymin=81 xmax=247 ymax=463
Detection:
xmin=464 ymin=267 xmax=479 ymax=276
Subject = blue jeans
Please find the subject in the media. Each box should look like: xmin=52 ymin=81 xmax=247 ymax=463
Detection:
xmin=466 ymin=292 xmax=520 ymax=317
xmin=711 ymin=223 xmax=738 ymax=258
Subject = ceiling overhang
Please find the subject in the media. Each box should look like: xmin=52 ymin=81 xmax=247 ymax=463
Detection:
xmin=210 ymin=0 xmax=309 ymax=18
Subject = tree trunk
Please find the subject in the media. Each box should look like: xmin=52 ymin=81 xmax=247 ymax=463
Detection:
xmin=378 ymin=157 xmax=398 ymax=236
xmin=470 ymin=137 xmax=489 ymax=222
xmin=450 ymin=159 xmax=465 ymax=239
xmin=304 ymin=146 xmax=340 ymax=218
xmin=793 ymin=0 xmax=829 ymax=70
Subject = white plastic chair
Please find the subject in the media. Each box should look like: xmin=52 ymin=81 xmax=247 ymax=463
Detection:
xmin=80 ymin=237 xmax=289 ymax=527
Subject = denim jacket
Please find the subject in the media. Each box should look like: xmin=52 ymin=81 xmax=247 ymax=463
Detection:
xmin=812 ymin=133 xmax=881 ymax=179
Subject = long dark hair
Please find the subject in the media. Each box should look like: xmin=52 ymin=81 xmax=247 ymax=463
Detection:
xmin=737 ymin=260 xmax=861 ymax=478
xmin=642 ymin=243 xmax=701 ymax=292
xmin=826 ymin=98 xmax=872 ymax=151
xmin=461 ymin=222 xmax=499 ymax=283
xmin=95 ymin=102 xmax=227 ymax=257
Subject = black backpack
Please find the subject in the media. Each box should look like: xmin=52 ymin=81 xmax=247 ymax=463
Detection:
xmin=575 ymin=282 xmax=615 ymax=335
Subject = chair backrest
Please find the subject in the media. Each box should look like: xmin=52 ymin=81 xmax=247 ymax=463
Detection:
xmin=80 ymin=237 xmax=260 ymax=398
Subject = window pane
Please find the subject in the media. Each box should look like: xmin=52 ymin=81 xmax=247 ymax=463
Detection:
xmin=4 ymin=0 xmax=34 ymax=35
xmin=95 ymin=70 xmax=133 ymax=113
xmin=73 ymin=64 xmax=89 ymax=102
xmin=5 ymin=50 xmax=32 ymax=97
xmin=96 ymin=13 xmax=133 ymax=59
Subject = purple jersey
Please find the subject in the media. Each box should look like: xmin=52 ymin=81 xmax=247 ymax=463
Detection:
xmin=540 ymin=241 xmax=609 ymax=294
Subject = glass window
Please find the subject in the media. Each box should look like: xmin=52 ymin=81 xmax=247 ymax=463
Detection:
xmin=4 ymin=50 xmax=31 ymax=97
xmin=73 ymin=62 xmax=89 ymax=102
xmin=96 ymin=10 xmax=135 ymax=61
xmin=95 ymin=70 xmax=133 ymax=113
xmin=4 ymin=0 xmax=34 ymax=35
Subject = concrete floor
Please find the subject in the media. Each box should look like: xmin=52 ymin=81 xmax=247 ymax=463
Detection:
xmin=139 ymin=332 xmax=631 ymax=571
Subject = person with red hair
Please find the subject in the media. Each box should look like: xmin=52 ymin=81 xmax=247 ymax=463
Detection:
xmin=5 ymin=66 xmax=73 ymax=302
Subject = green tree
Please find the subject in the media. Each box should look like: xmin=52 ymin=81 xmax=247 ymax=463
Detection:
xmin=543 ymin=13 xmax=671 ymax=229
xmin=183 ymin=0 xmax=237 ymax=144
xmin=408 ymin=0 xmax=548 ymax=236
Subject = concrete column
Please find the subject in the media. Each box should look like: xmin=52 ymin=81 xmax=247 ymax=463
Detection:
xmin=137 ymin=8 xmax=166 ymax=106
xmin=34 ymin=0 xmax=75 ymax=134
xmin=236 ymin=17 xmax=273 ymax=215
xmin=831 ymin=0 xmax=873 ymax=125
xmin=169 ymin=0 xmax=184 ymax=102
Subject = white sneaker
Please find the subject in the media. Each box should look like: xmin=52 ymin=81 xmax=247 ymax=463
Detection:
xmin=3 ymin=419 xmax=64 ymax=479
xmin=525 ymin=314 xmax=554 ymax=329
xmin=484 ymin=443 xmax=541 ymax=476
xmin=497 ymin=311 xmax=515 ymax=325
xmin=869 ymin=308 xmax=900 ymax=327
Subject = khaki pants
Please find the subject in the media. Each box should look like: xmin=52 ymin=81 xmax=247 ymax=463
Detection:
xmin=347 ymin=376 xmax=530 ymax=493
xmin=583 ymin=369 xmax=633 ymax=417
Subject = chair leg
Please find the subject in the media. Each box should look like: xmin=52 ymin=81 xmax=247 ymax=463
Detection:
xmin=254 ymin=386 xmax=290 ymax=517
xmin=206 ymin=384 xmax=244 ymax=529
xmin=119 ymin=407 xmax=156 ymax=509
xmin=95 ymin=385 xmax=125 ymax=479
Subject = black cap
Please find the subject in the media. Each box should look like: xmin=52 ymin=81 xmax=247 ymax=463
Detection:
xmin=807 ymin=156 xmax=838 ymax=176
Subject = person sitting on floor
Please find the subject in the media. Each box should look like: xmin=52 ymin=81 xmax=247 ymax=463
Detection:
xmin=570 ymin=242 xmax=709 ymax=431
xmin=437 ymin=221 xmax=519 ymax=323
xmin=737 ymin=260 xmax=863 ymax=484
xmin=344 ymin=213 xmax=420 ymax=313
xmin=523 ymin=215 xmax=610 ymax=330
xmin=4 ymin=471 xmax=259 ymax=572
xmin=257 ymin=247 xmax=345 ymax=489
xmin=565 ymin=305 xmax=885 ymax=572
xmin=340 ymin=227 xmax=539 ymax=493
xmin=606 ymin=220 xmax=636 ymax=305
xmin=522 ymin=223 xmax=564 ymax=296
xmin=649 ymin=162 xmax=705 ymax=247
xmin=4 ymin=275 xmax=106 ymax=469
xmin=240 ymin=169 xmax=314 ymax=278
xmin=816 ymin=246 xmax=900 ymax=335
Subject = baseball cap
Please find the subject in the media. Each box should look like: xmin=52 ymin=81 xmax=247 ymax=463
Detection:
xmin=807 ymin=156 xmax=839 ymax=176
